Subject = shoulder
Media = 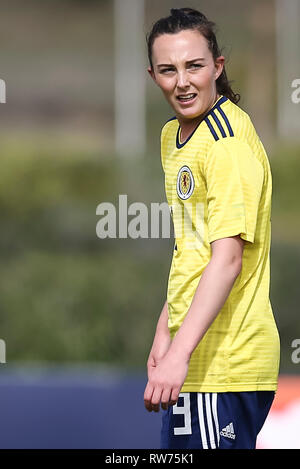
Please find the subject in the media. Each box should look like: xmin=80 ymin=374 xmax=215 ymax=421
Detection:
xmin=203 ymin=98 xmax=260 ymax=155
xmin=207 ymin=136 xmax=253 ymax=158
xmin=207 ymin=98 xmax=252 ymax=137
xmin=223 ymin=99 xmax=260 ymax=143
xmin=204 ymin=137 xmax=264 ymax=186
xmin=160 ymin=116 xmax=178 ymax=140
xmin=160 ymin=117 xmax=178 ymax=171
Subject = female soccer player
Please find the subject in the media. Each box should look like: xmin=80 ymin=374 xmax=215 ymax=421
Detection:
xmin=143 ymin=8 xmax=280 ymax=450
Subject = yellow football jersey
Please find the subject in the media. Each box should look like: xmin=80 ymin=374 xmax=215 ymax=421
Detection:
xmin=161 ymin=95 xmax=280 ymax=392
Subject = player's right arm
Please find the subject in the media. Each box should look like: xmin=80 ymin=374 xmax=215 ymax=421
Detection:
xmin=146 ymin=300 xmax=171 ymax=381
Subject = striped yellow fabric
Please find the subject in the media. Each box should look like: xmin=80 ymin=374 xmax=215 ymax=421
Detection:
xmin=161 ymin=96 xmax=280 ymax=392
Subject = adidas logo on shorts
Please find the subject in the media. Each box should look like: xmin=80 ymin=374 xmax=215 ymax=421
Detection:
xmin=220 ymin=422 xmax=236 ymax=440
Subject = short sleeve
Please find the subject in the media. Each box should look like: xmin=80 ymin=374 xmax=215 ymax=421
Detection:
xmin=204 ymin=138 xmax=264 ymax=244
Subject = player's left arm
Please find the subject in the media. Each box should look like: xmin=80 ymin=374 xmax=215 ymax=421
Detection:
xmin=144 ymin=234 xmax=244 ymax=412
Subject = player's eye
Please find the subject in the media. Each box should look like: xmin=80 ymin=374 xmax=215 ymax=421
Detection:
xmin=188 ymin=63 xmax=203 ymax=69
xmin=159 ymin=67 xmax=175 ymax=74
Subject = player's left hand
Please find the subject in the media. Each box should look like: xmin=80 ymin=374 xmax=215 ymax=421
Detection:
xmin=143 ymin=352 xmax=189 ymax=412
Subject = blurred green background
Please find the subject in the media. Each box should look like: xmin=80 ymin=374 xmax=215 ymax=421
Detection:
xmin=0 ymin=0 xmax=299 ymax=374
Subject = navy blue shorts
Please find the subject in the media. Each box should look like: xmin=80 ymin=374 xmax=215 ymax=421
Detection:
xmin=161 ymin=391 xmax=275 ymax=449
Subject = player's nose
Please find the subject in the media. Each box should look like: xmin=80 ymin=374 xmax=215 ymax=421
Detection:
xmin=176 ymin=70 xmax=190 ymax=89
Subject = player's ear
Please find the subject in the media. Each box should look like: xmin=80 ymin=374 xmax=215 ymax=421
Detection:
xmin=148 ymin=66 xmax=157 ymax=84
xmin=215 ymin=56 xmax=225 ymax=80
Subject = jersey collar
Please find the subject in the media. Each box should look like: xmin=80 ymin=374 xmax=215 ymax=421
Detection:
xmin=176 ymin=95 xmax=228 ymax=149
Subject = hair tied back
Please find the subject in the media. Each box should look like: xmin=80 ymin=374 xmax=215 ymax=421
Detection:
xmin=170 ymin=8 xmax=182 ymax=19
xmin=170 ymin=8 xmax=208 ymax=21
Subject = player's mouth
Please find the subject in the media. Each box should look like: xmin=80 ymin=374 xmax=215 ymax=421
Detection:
xmin=176 ymin=93 xmax=197 ymax=106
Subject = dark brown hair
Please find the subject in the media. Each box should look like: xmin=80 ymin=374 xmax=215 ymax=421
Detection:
xmin=146 ymin=8 xmax=240 ymax=104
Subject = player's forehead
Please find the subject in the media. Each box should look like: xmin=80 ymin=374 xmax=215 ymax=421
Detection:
xmin=152 ymin=29 xmax=211 ymax=66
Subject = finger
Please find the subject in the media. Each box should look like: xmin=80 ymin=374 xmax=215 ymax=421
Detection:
xmin=161 ymin=387 xmax=172 ymax=411
xmin=151 ymin=386 xmax=163 ymax=413
xmin=170 ymin=387 xmax=180 ymax=406
xmin=144 ymin=382 xmax=154 ymax=412
xmin=169 ymin=399 xmax=177 ymax=406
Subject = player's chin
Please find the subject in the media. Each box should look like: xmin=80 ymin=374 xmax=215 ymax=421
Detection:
xmin=173 ymin=100 xmax=201 ymax=119
xmin=177 ymin=107 xmax=202 ymax=121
